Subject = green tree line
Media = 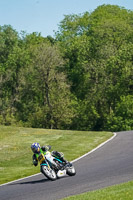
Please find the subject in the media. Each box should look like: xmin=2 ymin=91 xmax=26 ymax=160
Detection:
xmin=0 ymin=5 xmax=133 ymax=131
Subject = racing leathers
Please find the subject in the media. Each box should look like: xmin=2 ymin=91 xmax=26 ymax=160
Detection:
xmin=32 ymin=145 xmax=67 ymax=166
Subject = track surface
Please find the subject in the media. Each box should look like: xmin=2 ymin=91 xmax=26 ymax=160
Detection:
xmin=0 ymin=131 xmax=133 ymax=200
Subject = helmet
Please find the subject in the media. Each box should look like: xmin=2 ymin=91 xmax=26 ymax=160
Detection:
xmin=31 ymin=143 xmax=40 ymax=153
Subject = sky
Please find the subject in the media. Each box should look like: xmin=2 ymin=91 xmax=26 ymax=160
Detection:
xmin=0 ymin=0 xmax=133 ymax=37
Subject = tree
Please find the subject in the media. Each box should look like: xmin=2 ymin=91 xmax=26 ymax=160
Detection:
xmin=0 ymin=5 xmax=132 ymax=131
xmin=105 ymin=95 xmax=133 ymax=131
xmin=0 ymin=25 xmax=20 ymax=124
xmin=17 ymin=43 xmax=75 ymax=129
xmin=56 ymin=4 xmax=133 ymax=131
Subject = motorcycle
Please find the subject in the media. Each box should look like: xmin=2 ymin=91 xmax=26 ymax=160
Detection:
xmin=38 ymin=151 xmax=76 ymax=181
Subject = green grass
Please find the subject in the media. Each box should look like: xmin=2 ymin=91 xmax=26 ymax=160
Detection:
xmin=0 ymin=125 xmax=113 ymax=184
xmin=62 ymin=180 xmax=133 ymax=200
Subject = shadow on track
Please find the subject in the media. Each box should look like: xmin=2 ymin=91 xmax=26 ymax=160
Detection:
xmin=10 ymin=178 xmax=49 ymax=185
xmin=10 ymin=175 xmax=69 ymax=186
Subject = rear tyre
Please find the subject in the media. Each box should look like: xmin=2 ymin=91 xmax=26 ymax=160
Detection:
xmin=66 ymin=166 xmax=76 ymax=176
xmin=41 ymin=165 xmax=57 ymax=181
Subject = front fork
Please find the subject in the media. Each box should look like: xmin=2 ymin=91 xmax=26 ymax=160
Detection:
xmin=40 ymin=159 xmax=51 ymax=172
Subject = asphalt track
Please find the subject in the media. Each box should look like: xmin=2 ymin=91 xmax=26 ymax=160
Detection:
xmin=0 ymin=131 xmax=133 ymax=200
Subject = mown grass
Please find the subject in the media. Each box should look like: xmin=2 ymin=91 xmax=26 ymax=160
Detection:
xmin=0 ymin=125 xmax=113 ymax=184
xmin=62 ymin=180 xmax=133 ymax=200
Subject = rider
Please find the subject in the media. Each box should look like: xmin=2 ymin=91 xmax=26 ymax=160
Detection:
xmin=31 ymin=142 xmax=68 ymax=166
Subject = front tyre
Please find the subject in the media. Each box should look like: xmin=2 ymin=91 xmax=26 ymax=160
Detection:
xmin=41 ymin=165 xmax=57 ymax=181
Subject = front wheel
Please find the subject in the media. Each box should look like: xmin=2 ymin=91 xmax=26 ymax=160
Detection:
xmin=41 ymin=165 xmax=57 ymax=181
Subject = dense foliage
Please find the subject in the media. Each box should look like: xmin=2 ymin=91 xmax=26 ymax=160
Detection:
xmin=0 ymin=5 xmax=133 ymax=131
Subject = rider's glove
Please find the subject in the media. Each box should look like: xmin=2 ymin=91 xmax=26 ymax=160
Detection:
xmin=41 ymin=145 xmax=51 ymax=151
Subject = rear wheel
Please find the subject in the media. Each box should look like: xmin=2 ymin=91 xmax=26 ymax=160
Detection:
xmin=66 ymin=165 xmax=76 ymax=176
xmin=41 ymin=165 xmax=57 ymax=181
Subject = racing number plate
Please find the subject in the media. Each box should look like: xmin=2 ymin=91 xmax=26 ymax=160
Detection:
xmin=38 ymin=153 xmax=45 ymax=164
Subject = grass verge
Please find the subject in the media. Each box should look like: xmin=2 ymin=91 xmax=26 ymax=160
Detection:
xmin=0 ymin=125 xmax=113 ymax=184
xmin=62 ymin=180 xmax=133 ymax=200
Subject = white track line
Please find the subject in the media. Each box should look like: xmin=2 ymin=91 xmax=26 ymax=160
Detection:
xmin=0 ymin=132 xmax=117 ymax=187
xmin=72 ymin=132 xmax=117 ymax=163
xmin=0 ymin=173 xmax=41 ymax=187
